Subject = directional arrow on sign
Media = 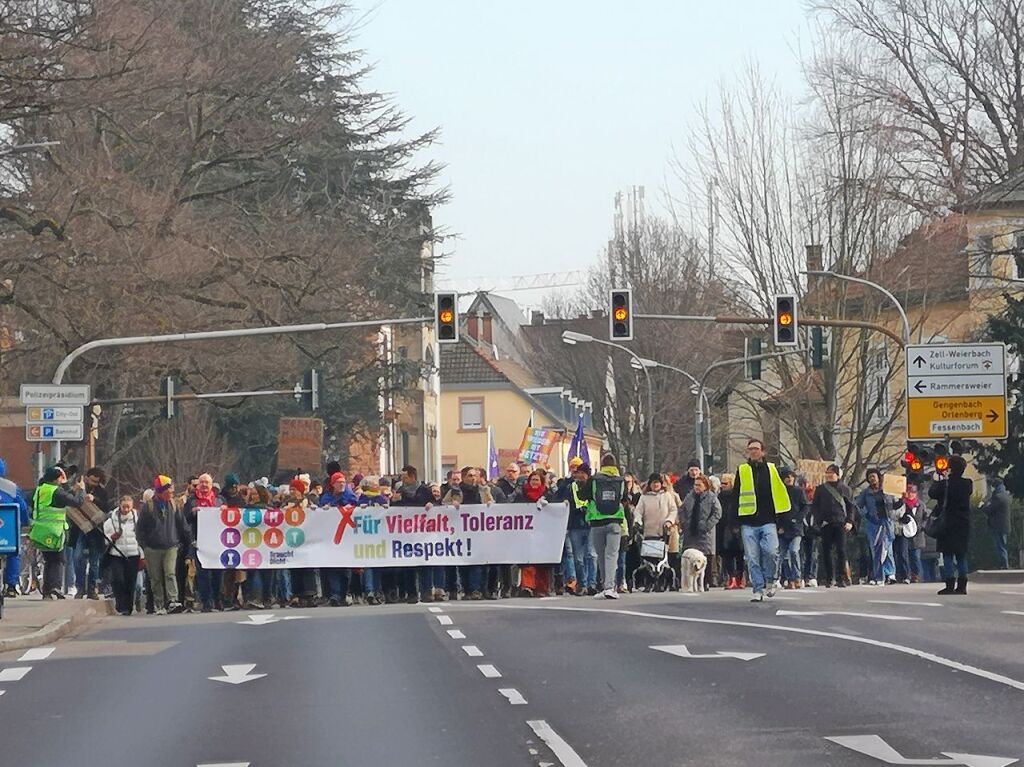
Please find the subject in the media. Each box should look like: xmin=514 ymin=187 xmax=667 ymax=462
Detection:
xmin=826 ymin=735 xmax=1018 ymax=767
xmin=914 ymin=380 xmax=927 ymax=393
xmin=776 ymin=609 xmax=921 ymax=621
xmin=987 ymin=409 xmax=999 ymax=423
xmin=913 ymin=355 xmax=926 ymax=367
xmin=650 ymin=644 xmax=765 ymax=661
xmin=208 ymin=664 xmax=266 ymax=685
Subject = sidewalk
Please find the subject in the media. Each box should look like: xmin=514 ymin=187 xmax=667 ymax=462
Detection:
xmin=0 ymin=594 xmax=113 ymax=652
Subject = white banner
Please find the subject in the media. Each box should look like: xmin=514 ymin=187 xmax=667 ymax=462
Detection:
xmin=196 ymin=502 xmax=570 ymax=569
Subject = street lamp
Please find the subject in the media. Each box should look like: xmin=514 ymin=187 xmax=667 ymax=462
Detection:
xmin=693 ymin=348 xmax=807 ymax=471
xmin=633 ymin=357 xmax=713 ymax=468
xmin=561 ymin=330 xmax=655 ymax=472
xmin=802 ymin=269 xmax=911 ymax=345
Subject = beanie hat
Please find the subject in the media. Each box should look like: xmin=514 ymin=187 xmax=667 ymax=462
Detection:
xmin=687 ymin=459 xmax=701 ymax=470
xmin=329 ymin=471 xmax=346 ymax=485
xmin=289 ymin=477 xmax=307 ymax=493
xmin=647 ymin=472 xmax=663 ymax=485
xmin=224 ymin=473 xmax=240 ymax=488
xmin=577 ymin=464 xmax=592 ymax=476
xmin=153 ymin=474 xmax=173 ymax=491
xmin=298 ymin=473 xmax=311 ymax=491
xmin=778 ymin=466 xmax=794 ymax=480
xmin=568 ymin=456 xmax=584 ymax=468
xmin=42 ymin=465 xmax=63 ymax=483
xmin=352 ymin=473 xmax=364 ymax=488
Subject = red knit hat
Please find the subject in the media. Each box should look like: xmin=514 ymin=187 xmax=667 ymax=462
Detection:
xmin=289 ymin=477 xmax=307 ymax=493
xmin=329 ymin=471 xmax=346 ymax=485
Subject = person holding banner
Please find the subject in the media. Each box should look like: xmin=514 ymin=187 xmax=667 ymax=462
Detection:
xmin=578 ymin=454 xmax=631 ymax=600
xmin=185 ymin=474 xmax=224 ymax=612
xmin=514 ymin=470 xmax=556 ymax=597
xmin=320 ymin=472 xmax=358 ymax=607
xmin=356 ymin=476 xmax=392 ymax=605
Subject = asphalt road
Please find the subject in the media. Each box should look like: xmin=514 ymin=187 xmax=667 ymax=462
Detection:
xmin=2 ymin=582 xmax=1023 ymax=767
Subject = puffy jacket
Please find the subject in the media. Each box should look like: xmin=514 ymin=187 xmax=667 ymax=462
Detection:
xmin=103 ymin=510 xmax=141 ymax=558
xmin=635 ymin=491 xmax=675 ymax=538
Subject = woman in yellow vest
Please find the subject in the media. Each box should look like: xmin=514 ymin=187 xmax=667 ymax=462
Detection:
xmin=731 ymin=439 xmax=791 ymax=602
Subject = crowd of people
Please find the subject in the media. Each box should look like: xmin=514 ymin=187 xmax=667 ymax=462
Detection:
xmin=0 ymin=438 xmax=1007 ymax=616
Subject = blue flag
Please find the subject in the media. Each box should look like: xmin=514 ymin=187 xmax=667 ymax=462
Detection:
xmin=487 ymin=426 xmax=500 ymax=481
xmin=567 ymin=413 xmax=586 ymax=464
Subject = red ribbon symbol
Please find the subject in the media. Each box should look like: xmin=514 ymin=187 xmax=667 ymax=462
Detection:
xmin=334 ymin=504 xmax=357 ymax=545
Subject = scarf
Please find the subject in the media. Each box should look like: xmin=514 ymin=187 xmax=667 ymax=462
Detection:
xmin=194 ymin=488 xmax=218 ymax=507
xmin=523 ymin=482 xmax=546 ymax=502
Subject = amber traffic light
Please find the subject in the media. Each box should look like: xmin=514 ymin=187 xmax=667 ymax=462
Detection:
xmin=435 ymin=292 xmax=458 ymax=344
xmin=773 ymin=294 xmax=798 ymax=347
xmin=610 ymin=289 xmax=633 ymax=340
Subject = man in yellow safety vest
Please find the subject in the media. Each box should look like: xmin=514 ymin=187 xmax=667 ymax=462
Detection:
xmin=731 ymin=438 xmax=791 ymax=602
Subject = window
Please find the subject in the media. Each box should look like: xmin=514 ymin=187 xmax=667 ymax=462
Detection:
xmin=864 ymin=346 xmax=891 ymax=424
xmin=975 ymin=234 xmax=994 ymax=278
xmin=458 ymin=398 xmax=484 ymax=431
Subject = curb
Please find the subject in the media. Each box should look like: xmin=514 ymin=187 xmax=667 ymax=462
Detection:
xmin=0 ymin=601 xmax=115 ymax=653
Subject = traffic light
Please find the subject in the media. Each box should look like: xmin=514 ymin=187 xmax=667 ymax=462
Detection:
xmin=773 ymin=294 xmax=798 ymax=347
xmin=900 ymin=444 xmax=923 ymax=475
xmin=435 ymin=292 xmax=458 ymax=344
xmin=811 ymin=326 xmax=825 ymax=369
xmin=933 ymin=442 xmax=949 ymax=474
xmin=747 ymin=337 xmax=763 ymax=380
xmin=161 ymin=376 xmax=177 ymax=419
xmin=301 ymin=369 xmax=321 ymax=412
xmin=610 ymin=289 xmax=633 ymax=340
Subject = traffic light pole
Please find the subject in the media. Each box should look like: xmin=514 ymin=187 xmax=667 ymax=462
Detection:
xmin=801 ymin=271 xmax=911 ymax=345
xmin=635 ymin=314 xmax=905 ymax=347
xmin=48 ymin=315 xmax=430 ymax=462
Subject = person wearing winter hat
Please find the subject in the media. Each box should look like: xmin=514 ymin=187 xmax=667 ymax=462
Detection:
xmin=221 ymin=473 xmax=246 ymax=508
xmin=319 ymin=472 xmax=359 ymax=607
xmin=673 ymin=460 xmax=702 ymax=500
xmin=185 ymin=474 xmax=223 ymax=612
xmin=137 ymin=475 xmax=188 ymax=614
xmin=0 ymin=458 xmax=30 ymax=598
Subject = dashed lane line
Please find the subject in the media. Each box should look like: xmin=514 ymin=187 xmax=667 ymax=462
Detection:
xmin=18 ymin=647 xmax=55 ymax=662
xmin=498 ymin=688 xmax=528 ymax=705
xmin=527 ymin=720 xmax=588 ymax=767
xmin=494 ymin=603 xmax=1024 ymax=693
xmin=436 ymin=615 xmax=453 ymax=626
xmin=428 ymin=607 xmax=443 ymax=613
xmin=0 ymin=668 xmax=32 ymax=682
xmin=477 ymin=664 xmax=501 ymax=678
xmin=446 ymin=629 xmax=466 ymax=639
xmin=869 ymin=600 xmax=942 ymax=607
xmin=462 ymin=645 xmax=484 ymax=657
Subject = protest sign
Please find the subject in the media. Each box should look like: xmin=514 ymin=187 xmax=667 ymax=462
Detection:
xmin=196 ymin=502 xmax=570 ymax=570
xmin=882 ymin=473 xmax=907 ymax=497
xmin=517 ymin=428 xmax=560 ymax=466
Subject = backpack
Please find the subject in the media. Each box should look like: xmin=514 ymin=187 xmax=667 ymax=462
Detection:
xmin=592 ymin=474 xmax=624 ymax=516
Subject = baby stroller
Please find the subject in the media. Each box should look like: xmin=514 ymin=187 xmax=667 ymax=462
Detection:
xmin=631 ymin=534 xmax=677 ymax=593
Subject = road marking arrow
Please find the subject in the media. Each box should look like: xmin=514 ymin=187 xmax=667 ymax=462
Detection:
xmin=776 ymin=609 xmax=921 ymax=621
xmin=826 ymin=735 xmax=1017 ymax=767
xmin=237 ymin=614 xmax=309 ymax=626
xmin=208 ymin=664 xmax=267 ymax=685
xmin=650 ymin=644 xmax=765 ymax=661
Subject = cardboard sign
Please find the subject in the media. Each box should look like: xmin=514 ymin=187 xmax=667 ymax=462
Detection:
xmin=277 ymin=417 xmax=324 ymax=473
xmin=66 ymin=499 xmax=107 ymax=533
xmin=882 ymin=474 xmax=907 ymax=497
xmin=795 ymin=459 xmax=832 ymax=487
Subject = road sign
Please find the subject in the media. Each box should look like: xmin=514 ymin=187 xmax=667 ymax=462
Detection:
xmin=25 ymin=406 xmax=84 ymax=424
xmin=905 ymin=343 xmax=1008 ymax=440
xmin=19 ymin=384 xmax=91 ymax=406
xmin=26 ymin=423 xmax=84 ymax=442
xmin=0 ymin=504 xmax=20 ymax=556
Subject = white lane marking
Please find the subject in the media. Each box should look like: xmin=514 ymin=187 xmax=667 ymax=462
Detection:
xmin=477 ymin=664 xmax=502 ymax=678
xmin=498 ymin=688 xmax=527 ymax=705
xmin=436 ymin=615 xmax=453 ymax=625
xmin=1002 ymin=611 xmax=1024 ymax=617
xmin=495 ymin=604 xmax=1024 ymax=693
xmin=428 ymin=607 xmax=443 ymax=613
xmin=462 ymin=645 xmax=484 ymax=657
xmin=869 ymin=600 xmax=943 ymax=608
xmin=446 ymin=629 xmax=466 ymax=639
xmin=0 ymin=691 xmax=5 ymax=697
xmin=776 ymin=609 xmax=921 ymax=621
xmin=198 ymin=763 xmax=251 ymax=767
xmin=1000 ymin=591 xmax=1024 ymax=596
xmin=0 ymin=667 xmax=31 ymax=682
xmin=18 ymin=647 xmax=55 ymax=661
xmin=208 ymin=664 xmax=266 ymax=685
xmin=650 ymin=644 xmax=765 ymax=661
xmin=826 ymin=734 xmax=1017 ymax=767
xmin=527 ymin=719 xmax=589 ymax=767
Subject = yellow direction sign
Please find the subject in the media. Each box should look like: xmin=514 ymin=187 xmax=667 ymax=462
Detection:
xmin=905 ymin=343 xmax=1007 ymax=440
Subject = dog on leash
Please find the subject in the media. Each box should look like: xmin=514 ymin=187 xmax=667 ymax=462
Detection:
xmin=681 ymin=548 xmax=708 ymax=593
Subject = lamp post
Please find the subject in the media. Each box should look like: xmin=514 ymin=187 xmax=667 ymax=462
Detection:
xmin=562 ymin=330 xmax=655 ymax=472
xmin=693 ymin=349 xmax=807 ymax=471
xmin=632 ymin=357 xmax=713 ymax=468
xmin=802 ymin=269 xmax=911 ymax=345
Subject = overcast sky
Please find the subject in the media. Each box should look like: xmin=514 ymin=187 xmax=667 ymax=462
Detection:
xmin=348 ymin=1 xmax=808 ymax=291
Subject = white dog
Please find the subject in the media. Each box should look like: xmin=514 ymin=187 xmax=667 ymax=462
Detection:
xmin=681 ymin=548 xmax=708 ymax=593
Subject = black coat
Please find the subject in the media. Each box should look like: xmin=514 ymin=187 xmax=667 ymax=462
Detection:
xmin=929 ymin=475 xmax=972 ymax=556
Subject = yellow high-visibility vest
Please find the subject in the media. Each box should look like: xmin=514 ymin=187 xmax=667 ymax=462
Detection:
xmin=737 ymin=462 xmax=791 ymax=517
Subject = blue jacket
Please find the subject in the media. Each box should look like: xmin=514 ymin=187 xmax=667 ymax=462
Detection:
xmin=319 ymin=487 xmax=359 ymax=506
xmin=356 ymin=490 xmax=389 ymax=508
xmin=856 ymin=487 xmax=901 ymax=529
xmin=0 ymin=458 xmax=30 ymax=526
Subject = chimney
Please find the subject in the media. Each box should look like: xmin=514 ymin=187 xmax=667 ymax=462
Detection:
xmin=531 ymin=310 xmax=545 ymax=326
xmin=589 ymin=309 xmax=603 ymax=319
xmin=482 ymin=314 xmax=493 ymax=344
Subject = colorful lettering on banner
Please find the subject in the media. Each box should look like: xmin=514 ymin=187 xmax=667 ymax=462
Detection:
xmin=195 ymin=503 xmax=570 ymax=570
xmin=516 ymin=427 xmax=560 ymax=466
